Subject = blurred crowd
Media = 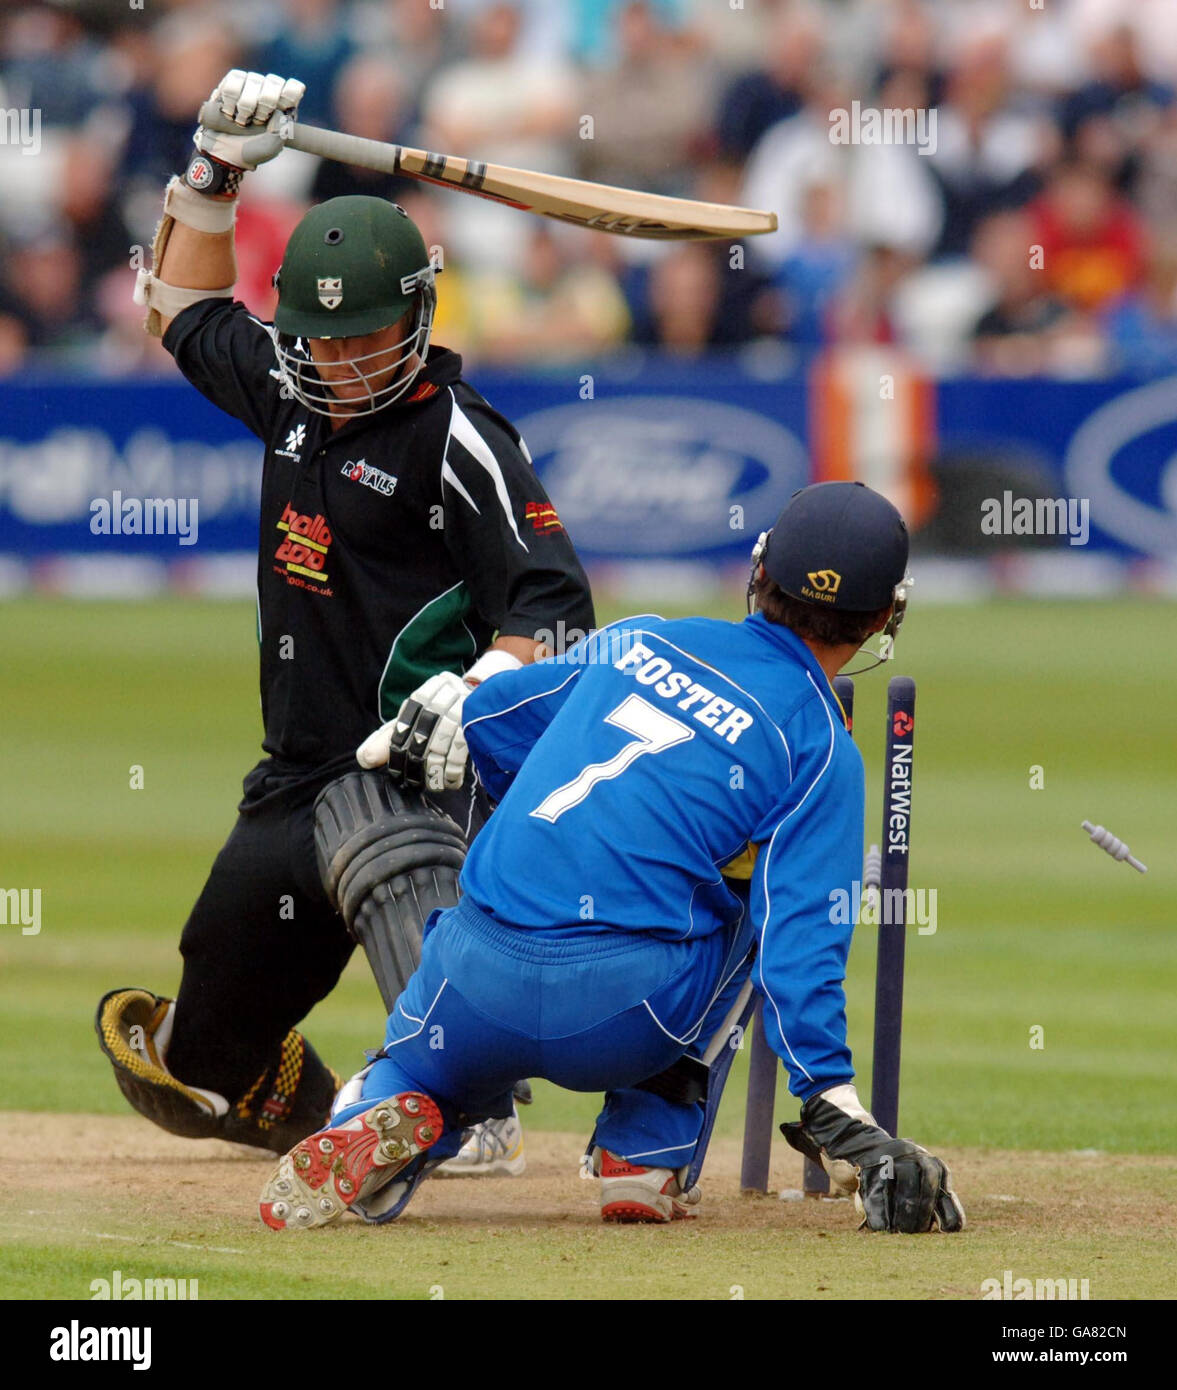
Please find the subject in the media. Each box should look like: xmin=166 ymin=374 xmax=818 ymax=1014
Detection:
xmin=3 ymin=0 xmax=1177 ymax=378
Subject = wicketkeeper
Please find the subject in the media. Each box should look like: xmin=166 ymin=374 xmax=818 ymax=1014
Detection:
xmin=256 ymin=481 xmax=966 ymax=1234
xmin=96 ymin=69 xmax=594 ymax=1174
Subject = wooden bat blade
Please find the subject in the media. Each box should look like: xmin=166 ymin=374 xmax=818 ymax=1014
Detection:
xmin=376 ymin=139 xmax=778 ymax=240
xmin=206 ymin=105 xmax=778 ymax=240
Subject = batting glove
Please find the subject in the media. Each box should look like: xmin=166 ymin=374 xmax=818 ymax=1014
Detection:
xmin=195 ymin=69 xmax=305 ymax=172
xmin=781 ymin=1083 xmax=965 ymax=1234
xmin=356 ymin=651 xmax=523 ymax=791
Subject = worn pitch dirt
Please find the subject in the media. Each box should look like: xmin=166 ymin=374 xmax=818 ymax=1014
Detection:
xmin=3 ymin=1112 xmax=1174 ymax=1300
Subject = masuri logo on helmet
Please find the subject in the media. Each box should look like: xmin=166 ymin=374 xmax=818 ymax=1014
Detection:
xmin=802 ymin=568 xmax=842 ymax=600
xmin=750 ymin=481 xmax=913 ymax=673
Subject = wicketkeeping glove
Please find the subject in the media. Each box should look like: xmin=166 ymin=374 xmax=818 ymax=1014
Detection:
xmin=781 ymin=1084 xmax=965 ymax=1234
xmin=385 ymin=671 xmax=469 ymax=792
xmin=355 ymin=651 xmax=523 ymax=791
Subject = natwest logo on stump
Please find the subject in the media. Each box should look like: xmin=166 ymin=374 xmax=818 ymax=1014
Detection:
xmin=275 ymin=501 xmax=333 ymax=592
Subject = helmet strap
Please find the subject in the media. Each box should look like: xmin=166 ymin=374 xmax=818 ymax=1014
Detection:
xmin=841 ymin=573 xmax=913 ymax=676
xmin=746 ymin=530 xmax=770 ymax=615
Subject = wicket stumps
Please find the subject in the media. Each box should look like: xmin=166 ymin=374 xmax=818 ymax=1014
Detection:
xmin=739 ymin=673 xmax=917 ymax=1195
xmin=870 ymin=675 xmax=916 ymax=1139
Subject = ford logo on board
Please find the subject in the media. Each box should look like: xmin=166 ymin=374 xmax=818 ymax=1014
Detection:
xmin=1064 ymin=377 xmax=1177 ymax=556
xmin=517 ymin=396 xmax=807 ymax=557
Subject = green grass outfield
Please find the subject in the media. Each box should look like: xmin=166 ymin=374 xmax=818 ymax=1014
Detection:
xmin=0 ymin=594 xmax=1174 ymax=1299
xmin=1 ymin=594 xmax=1173 ymax=1148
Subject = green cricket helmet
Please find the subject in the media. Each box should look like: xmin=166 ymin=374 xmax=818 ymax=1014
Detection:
xmin=272 ymin=196 xmax=440 ymax=417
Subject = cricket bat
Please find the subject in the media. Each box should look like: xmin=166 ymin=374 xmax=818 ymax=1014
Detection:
xmin=198 ymin=102 xmax=778 ymax=242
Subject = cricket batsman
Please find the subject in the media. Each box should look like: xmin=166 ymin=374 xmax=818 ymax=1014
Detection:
xmin=257 ymin=481 xmax=966 ymax=1233
xmin=95 ymin=70 xmax=594 ymax=1174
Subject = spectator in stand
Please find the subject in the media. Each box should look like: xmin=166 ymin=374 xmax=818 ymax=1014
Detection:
xmin=249 ymin=0 xmax=353 ymax=129
xmin=115 ymin=13 xmax=240 ymax=224
xmin=1103 ymin=241 xmax=1177 ymax=376
xmin=1031 ymin=158 xmax=1146 ymax=313
xmin=91 ymin=263 xmax=176 ymax=377
xmin=924 ymin=33 xmax=1047 ymax=258
xmin=347 ymin=0 xmax=461 ymax=105
xmin=741 ymin=71 xmax=942 ymax=273
xmin=579 ymin=1 xmax=714 ymax=199
xmin=0 ymin=225 xmax=29 ymax=372
xmin=1059 ymin=24 xmax=1172 ymax=195
xmin=867 ymin=0 xmax=944 ymax=113
xmin=629 ymin=243 xmax=763 ymax=355
xmin=421 ymin=2 xmax=575 ymax=173
xmin=347 ymin=0 xmax=461 ymax=114
xmin=969 ymin=208 xmax=1076 ymax=376
xmin=680 ymin=0 xmax=778 ymax=73
xmin=633 ymin=245 xmax=719 ymax=356
xmin=827 ymin=243 xmax=912 ymax=347
xmin=0 ymin=225 xmax=100 ymax=367
xmin=776 ymin=178 xmax=857 ymax=349
xmin=468 ymin=225 xmax=631 ymax=365
xmin=0 ymin=314 xmax=26 ymax=375
xmin=308 ymin=54 xmax=419 ymax=206
xmin=0 ymin=2 xmax=102 ymax=127
xmin=0 ymin=5 xmax=113 ymax=245
xmin=60 ymin=134 xmax=134 ymax=306
xmin=569 ymin=0 xmax=685 ymax=69
xmin=439 ymin=0 xmax=573 ymax=64
xmin=231 ymin=197 xmax=306 ymax=321
xmin=714 ymin=5 xmax=818 ymax=164
xmin=419 ymin=1 xmax=577 ymax=274
xmin=1070 ymin=0 xmax=1177 ymax=91
xmin=1136 ymin=102 xmax=1177 ymax=240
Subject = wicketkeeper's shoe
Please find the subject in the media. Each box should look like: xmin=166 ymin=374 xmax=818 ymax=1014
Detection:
xmin=259 ymin=1091 xmax=443 ymax=1231
xmin=437 ymin=1107 xmax=526 ymax=1178
xmin=594 ymin=1148 xmax=701 ymax=1223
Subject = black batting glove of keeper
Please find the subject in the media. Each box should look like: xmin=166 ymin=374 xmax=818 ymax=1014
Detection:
xmin=782 ymin=1087 xmax=965 ymax=1234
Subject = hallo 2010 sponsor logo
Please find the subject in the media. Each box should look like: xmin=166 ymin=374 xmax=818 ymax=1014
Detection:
xmin=275 ymin=501 xmax=333 ymax=589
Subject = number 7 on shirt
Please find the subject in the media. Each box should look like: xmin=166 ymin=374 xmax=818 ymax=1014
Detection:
xmin=530 ymin=694 xmax=694 ymax=824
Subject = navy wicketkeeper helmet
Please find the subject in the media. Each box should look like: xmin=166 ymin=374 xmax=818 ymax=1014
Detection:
xmin=748 ymin=481 xmax=913 ymax=671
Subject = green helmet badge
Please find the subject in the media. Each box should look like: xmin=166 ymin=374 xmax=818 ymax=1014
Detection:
xmin=317 ymin=277 xmax=343 ymax=310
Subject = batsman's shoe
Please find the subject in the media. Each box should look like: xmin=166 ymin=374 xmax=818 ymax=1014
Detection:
xmin=260 ymin=1092 xmax=442 ymax=1231
xmin=595 ymin=1148 xmax=701 ymax=1223
xmin=438 ymin=1108 xmax=526 ymax=1178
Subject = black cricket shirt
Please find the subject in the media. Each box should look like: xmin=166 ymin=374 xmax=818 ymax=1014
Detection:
xmin=163 ymin=299 xmax=595 ymax=779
